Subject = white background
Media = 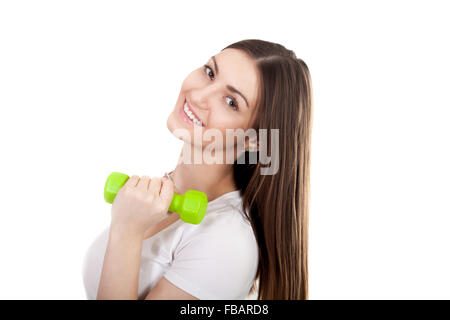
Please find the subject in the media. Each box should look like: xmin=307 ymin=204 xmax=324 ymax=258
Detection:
xmin=0 ymin=0 xmax=449 ymax=299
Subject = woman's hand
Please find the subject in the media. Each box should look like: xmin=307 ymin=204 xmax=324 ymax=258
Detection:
xmin=110 ymin=175 xmax=175 ymax=239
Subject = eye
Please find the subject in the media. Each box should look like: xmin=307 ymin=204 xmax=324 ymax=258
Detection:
xmin=225 ymin=96 xmax=239 ymax=111
xmin=203 ymin=64 xmax=239 ymax=112
xmin=204 ymin=65 xmax=215 ymax=80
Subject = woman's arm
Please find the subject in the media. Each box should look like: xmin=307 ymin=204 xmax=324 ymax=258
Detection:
xmin=96 ymin=229 xmax=143 ymax=300
xmin=97 ymin=213 xmax=182 ymax=299
xmin=96 ymin=175 xmax=174 ymax=300
xmin=97 ymin=225 xmax=199 ymax=300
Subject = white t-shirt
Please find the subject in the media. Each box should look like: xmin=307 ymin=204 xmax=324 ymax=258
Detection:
xmin=82 ymin=189 xmax=259 ymax=300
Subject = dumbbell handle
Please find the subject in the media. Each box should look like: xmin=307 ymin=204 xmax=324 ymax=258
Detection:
xmin=104 ymin=172 xmax=207 ymax=225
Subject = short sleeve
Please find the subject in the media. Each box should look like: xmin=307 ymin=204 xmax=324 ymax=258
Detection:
xmin=163 ymin=227 xmax=258 ymax=300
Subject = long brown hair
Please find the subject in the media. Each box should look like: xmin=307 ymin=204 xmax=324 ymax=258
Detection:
xmin=226 ymin=39 xmax=313 ymax=300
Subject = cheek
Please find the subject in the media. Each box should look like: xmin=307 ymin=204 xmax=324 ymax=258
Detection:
xmin=207 ymin=108 xmax=239 ymax=130
xmin=207 ymin=102 xmax=247 ymax=129
xmin=206 ymin=119 xmax=248 ymax=147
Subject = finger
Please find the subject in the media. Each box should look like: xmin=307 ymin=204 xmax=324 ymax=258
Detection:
xmin=137 ymin=175 xmax=150 ymax=191
xmin=148 ymin=176 xmax=162 ymax=196
xmin=123 ymin=175 xmax=140 ymax=188
xmin=160 ymin=176 xmax=175 ymax=210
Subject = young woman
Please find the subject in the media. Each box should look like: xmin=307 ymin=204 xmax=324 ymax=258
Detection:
xmin=82 ymin=39 xmax=313 ymax=300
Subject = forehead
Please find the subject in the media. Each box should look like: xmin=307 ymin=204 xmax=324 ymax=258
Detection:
xmin=213 ymin=48 xmax=259 ymax=108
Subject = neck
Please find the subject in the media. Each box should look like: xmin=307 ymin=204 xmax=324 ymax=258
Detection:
xmin=168 ymin=144 xmax=238 ymax=202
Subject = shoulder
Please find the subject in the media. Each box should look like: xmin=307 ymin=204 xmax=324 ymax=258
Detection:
xmin=165 ymin=202 xmax=259 ymax=299
xmin=172 ymin=190 xmax=259 ymax=269
xmin=177 ymin=195 xmax=256 ymax=253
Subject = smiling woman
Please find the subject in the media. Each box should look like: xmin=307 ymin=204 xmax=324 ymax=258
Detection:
xmin=82 ymin=39 xmax=313 ymax=300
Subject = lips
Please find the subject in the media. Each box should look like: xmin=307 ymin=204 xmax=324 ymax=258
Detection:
xmin=185 ymin=99 xmax=202 ymax=122
xmin=182 ymin=98 xmax=205 ymax=127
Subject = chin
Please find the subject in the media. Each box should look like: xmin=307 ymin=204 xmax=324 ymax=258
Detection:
xmin=166 ymin=114 xmax=173 ymax=133
xmin=166 ymin=112 xmax=187 ymax=142
xmin=166 ymin=111 xmax=180 ymax=134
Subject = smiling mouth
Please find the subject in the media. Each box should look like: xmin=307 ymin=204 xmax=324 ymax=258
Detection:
xmin=181 ymin=99 xmax=205 ymax=127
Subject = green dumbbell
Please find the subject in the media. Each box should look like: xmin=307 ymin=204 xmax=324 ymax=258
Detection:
xmin=104 ymin=172 xmax=208 ymax=225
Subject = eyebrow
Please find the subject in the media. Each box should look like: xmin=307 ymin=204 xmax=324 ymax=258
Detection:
xmin=211 ymin=55 xmax=249 ymax=108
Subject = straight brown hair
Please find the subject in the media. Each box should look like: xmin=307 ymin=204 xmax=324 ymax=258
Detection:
xmin=226 ymin=39 xmax=313 ymax=300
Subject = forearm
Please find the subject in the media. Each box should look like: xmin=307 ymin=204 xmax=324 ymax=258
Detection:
xmin=97 ymin=229 xmax=143 ymax=300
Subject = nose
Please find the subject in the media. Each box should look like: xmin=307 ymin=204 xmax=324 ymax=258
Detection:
xmin=189 ymin=85 xmax=216 ymax=111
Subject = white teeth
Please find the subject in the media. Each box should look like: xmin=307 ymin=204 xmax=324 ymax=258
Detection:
xmin=183 ymin=102 xmax=203 ymax=126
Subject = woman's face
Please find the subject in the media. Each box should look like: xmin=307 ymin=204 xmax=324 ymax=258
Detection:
xmin=167 ymin=48 xmax=259 ymax=152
